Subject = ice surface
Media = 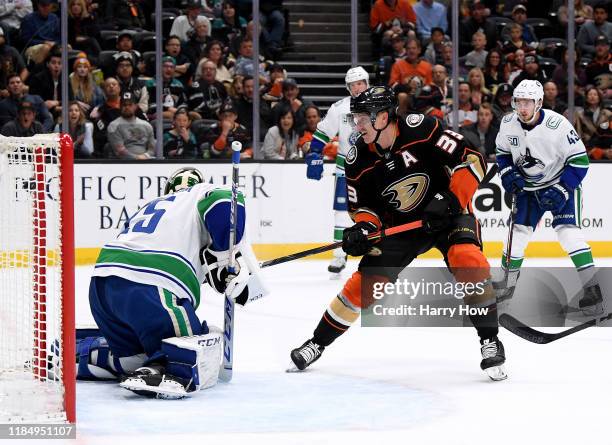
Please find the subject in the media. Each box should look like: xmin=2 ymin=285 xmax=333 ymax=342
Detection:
xmin=64 ymin=259 xmax=612 ymax=445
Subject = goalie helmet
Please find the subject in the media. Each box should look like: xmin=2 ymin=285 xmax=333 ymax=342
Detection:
xmin=512 ymin=79 xmax=544 ymax=124
xmin=345 ymin=66 xmax=370 ymax=95
xmin=164 ymin=167 xmax=204 ymax=194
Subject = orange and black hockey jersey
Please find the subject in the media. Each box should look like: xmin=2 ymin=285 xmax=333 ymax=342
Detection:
xmin=345 ymin=113 xmax=486 ymax=228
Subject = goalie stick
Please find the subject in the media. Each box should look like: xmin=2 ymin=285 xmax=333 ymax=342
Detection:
xmin=499 ymin=312 xmax=612 ymax=344
xmin=219 ymin=141 xmax=242 ymax=382
xmin=260 ymin=163 xmax=499 ymax=269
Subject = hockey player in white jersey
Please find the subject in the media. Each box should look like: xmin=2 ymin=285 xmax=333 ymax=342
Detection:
xmin=305 ymin=66 xmax=369 ymax=274
xmin=495 ymin=80 xmax=603 ymax=315
xmin=80 ymin=167 xmax=266 ymax=399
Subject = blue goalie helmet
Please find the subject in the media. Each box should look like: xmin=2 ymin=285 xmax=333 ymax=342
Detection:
xmin=164 ymin=167 xmax=204 ymax=194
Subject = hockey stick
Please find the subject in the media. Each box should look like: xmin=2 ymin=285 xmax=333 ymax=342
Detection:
xmin=260 ymin=163 xmax=499 ymax=269
xmin=219 ymin=141 xmax=242 ymax=383
xmin=499 ymin=312 xmax=612 ymax=344
xmin=503 ymin=193 xmax=517 ymax=283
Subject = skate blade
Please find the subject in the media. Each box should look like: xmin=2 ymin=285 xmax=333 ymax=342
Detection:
xmin=285 ymin=362 xmax=306 ymax=373
xmin=120 ymin=378 xmax=188 ymax=399
xmin=484 ymin=365 xmax=508 ymax=381
xmin=329 ymin=272 xmax=342 ymax=280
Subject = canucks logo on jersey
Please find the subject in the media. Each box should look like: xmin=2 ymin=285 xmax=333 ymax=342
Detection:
xmin=516 ymin=147 xmax=546 ymax=182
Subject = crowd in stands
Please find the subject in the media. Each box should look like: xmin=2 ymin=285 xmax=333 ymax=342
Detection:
xmin=0 ymin=0 xmax=609 ymax=160
xmin=372 ymin=0 xmax=611 ymax=160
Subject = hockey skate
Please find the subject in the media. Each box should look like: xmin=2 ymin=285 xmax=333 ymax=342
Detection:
xmin=480 ymin=337 xmax=507 ymax=381
xmin=120 ymin=366 xmax=190 ymax=399
xmin=287 ymin=339 xmax=325 ymax=372
xmin=328 ymin=255 xmax=347 ymax=275
xmin=578 ymin=283 xmax=604 ymax=316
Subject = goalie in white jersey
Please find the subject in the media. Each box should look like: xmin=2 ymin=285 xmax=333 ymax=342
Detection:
xmin=495 ymin=79 xmax=603 ymax=315
xmin=80 ymin=167 xmax=266 ymax=399
xmin=305 ymin=66 xmax=369 ymax=274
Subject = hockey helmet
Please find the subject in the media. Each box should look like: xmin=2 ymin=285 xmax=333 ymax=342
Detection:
xmin=165 ymin=167 xmax=204 ymax=194
xmin=345 ymin=66 xmax=370 ymax=95
xmin=512 ymin=79 xmax=544 ymax=124
xmin=350 ymin=86 xmax=397 ymax=123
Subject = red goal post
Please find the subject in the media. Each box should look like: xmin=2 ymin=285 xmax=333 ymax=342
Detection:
xmin=0 ymin=133 xmax=75 ymax=423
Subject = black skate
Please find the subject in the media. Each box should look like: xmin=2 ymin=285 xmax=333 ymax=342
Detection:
xmin=288 ymin=339 xmax=325 ymax=372
xmin=579 ymin=284 xmax=604 ymax=316
xmin=120 ymin=366 xmax=190 ymax=399
xmin=328 ymin=255 xmax=347 ymax=274
xmin=480 ymin=337 xmax=507 ymax=381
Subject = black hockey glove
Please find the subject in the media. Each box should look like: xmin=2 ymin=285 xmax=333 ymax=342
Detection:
xmin=342 ymin=221 xmax=379 ymax=256
xmin=422 ymin=190 xmax=462 ymax=233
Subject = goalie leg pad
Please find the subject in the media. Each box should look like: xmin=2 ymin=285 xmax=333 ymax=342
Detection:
xmin=76 ymin=336 xmax=147 ymax=380
xmin=161 ymin=327 xmax=223 ymax=392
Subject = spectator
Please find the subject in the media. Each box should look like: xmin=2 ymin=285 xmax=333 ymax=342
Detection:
xmin=232 ymin=37 xmax=268 ymax=84
xmin=500 ymin=4 xmax=537 ymax=44
xmin=104 ymin=0 xmax=146 ymax=29
xmin=587 ymin=114 xmax=612 ymax=159
xmin=229 ymin=74 xmax=243 ymax=99
xmin=298 ymin=104 xmax=337 ymax=158
xmin=163 ymin=109 xmax=198 ymax=158
xmin=183 ymin=16 xmax=212 ymax=66
xmin=492 ymin=83 xmax=514 ymax=120
xmin=585 ymin=36 xmax=611 ymax=93
xmin=558 ymin=0 xmax=592 ymax=30
xmin=441 ymin=41 xmax=453 ymax=75
xmin=464 ymin=31 xmax=488 ymax=69
xmin=0 ymin=74 xmax=52 ymax=130
xmin=235 ymin=75 xmax=272 ymax=139
xmin=272 ymin=77 xmax=311 ymax=132
xmin=170 ymin=0 xmax=212 ymax=43
xmin=552 ymin=47 xmax=588 ymax=104
xmin=501 ymin=22 xmax=535 ymax=56
xmin=1 ymin=100 xmax=43 ymax=136
xmin=90 ymin=77 xmax=146 ymax=157
xmin=20 ymin=0 xmax=60 ymax=65
xmin=389 ymin=32 xmax=408 ymax=62
xmin=396 ymin=74 xmax=425 ymax=115
xmin=212 ymin=0 xmax=246 ymax=46
xmin=430 ymin=64 xmax=451 ymax=113
xmin=423 ymin=27 xmax=446 ymax=65
xmin=56 ymin=101 xmax=94 ymax=158
xmin=0 ymin=27 xmax=28 ymax=86
xmin=204 ymin=98 xmax=250 ymax=159
xmin=459 ymin=2 xmax=497 ymax=56
xmin=575 ymin=87 xmax=612 ymax=149
xmin=165 ymin=35 xmax=193 ymax=87
xmin=69 ymin=54 xmax=104 ymax=114
xmin=68 ymin=0 xmax=101 ymax=57
xmin=262 ymin=103 xmax=299 ymax=159
xmin=460 ymin=102 xmax=498 ymax=160
xmin=146 ymin=56 xmax=187 ymax=123
xmin=107 ymin=91 xmax=156 ymax=160
xmin=468 ymin=67 xmax=493 ymax=106
xmin=187 ymin=59 xmax=227 ymax=120
xmin=114 ymin=52 xmax=148 ymax=114
xmin=446 ymin=81 xmax=477 ymax=128
xmin=259 ymin=0 xmax=285 ymax=58
xmin=507 ymin=50 xmax=525 ymax=85
xmin=113 ymin=32 xmax=144 ymax=77
xmin=542 ymin=81 xmax=567 ymax=114
xmin=576 ymin=2 xmax=612 ymax=58
xmin=413 ymin=0 xmax=447 ymax=41
xmin=483 ymin=50 xmax=507 ymax=92
xmin=27 ymin=49 xmax=61 ymax=119
xmin=194 ymin=40 xmax=232 ymax=86
xmin=370 ymin=0 xmax=417 ymax=34
xmin=0 ymin=0 xmax=32 ymax=39
xmin=511 ymin=54 xmax=547 ymax=88
xmin=389 ymin=37 xmax=433 ymax=87
xmin=262 ymin=62 xmax=285 ymax=104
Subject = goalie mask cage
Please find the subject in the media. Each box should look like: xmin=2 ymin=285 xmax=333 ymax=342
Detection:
xmin=0 ymin=134 xmax=75 ymax=423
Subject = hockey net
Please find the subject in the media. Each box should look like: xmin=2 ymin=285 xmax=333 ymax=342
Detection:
xmin=0 ymin=134 xmax=75 ymax=423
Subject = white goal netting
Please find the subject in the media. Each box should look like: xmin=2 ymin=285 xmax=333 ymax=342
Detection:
xmin=0 ymin=135 xmax=73 ymax=423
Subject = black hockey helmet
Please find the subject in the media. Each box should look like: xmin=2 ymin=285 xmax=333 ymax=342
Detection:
xmin=164 ymin=167 xmax=204 ymax=194
xmin=350 ymin=86 xmax=397 ymax=122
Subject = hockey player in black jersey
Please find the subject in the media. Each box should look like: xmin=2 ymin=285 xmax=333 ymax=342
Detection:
xmin=290 ymin=86 xmax=507 ymax=381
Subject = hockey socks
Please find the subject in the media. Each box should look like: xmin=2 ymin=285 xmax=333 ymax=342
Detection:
xmin=313 ymin=295 xmax=360 ymax=347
